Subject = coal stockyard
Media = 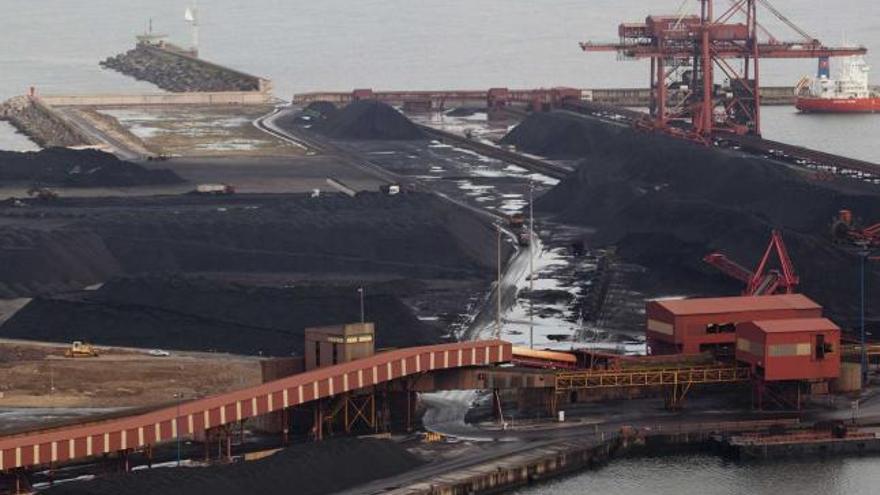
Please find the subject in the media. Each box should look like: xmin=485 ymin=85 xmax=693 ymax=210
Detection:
xmin=2 ymin=1 xmax=880 ymax=494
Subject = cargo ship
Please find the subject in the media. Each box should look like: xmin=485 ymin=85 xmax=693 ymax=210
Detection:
xmin=795 ymin=56 xmax=879 ymax=113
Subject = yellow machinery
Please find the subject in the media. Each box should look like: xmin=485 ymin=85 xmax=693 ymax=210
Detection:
xmin=64 ymin=341 xmax=99 ymax=358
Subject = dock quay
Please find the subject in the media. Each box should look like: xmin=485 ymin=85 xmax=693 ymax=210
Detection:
xmin=386 ymin=419 xmax=803 ymax=495
xmin=719 ymin=427 xmax=880 ymax=459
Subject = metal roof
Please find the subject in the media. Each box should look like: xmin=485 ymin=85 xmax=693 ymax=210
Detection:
xmin=749 ymin=317 xmax=840 ymax=333
xmin=654 ymin=294 xmax=821 ymax=316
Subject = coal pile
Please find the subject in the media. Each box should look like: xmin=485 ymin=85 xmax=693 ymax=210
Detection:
xmin=42 ymin=438 xmax=423 ymax=495
xmin=1 ymin=275 xmax=439 ymax=356
xmin=313 ymin=100 xmax=427 ymax=140
xmin=0 ymin=148 xmax=182 ymax=187
xmin=526 ymin=112 xmax=880 ymax=325
xmin=0 ymin=192 xmax=497 ymax=298
xmin=304 ymin=101 xmax=338 ymax=119
xmin=0 ymin=227 xmax=122 ymax=298
xmin=500 ymin=111 xmax=621 ymax=158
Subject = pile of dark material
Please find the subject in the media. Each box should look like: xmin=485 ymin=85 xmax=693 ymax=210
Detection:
xmin=1 ymin=275 xmax=439 ymax=356
xmin=312 ymin=100 xmax=427 ymax=140
xmin=514 ymin=111 xmax=880 ymax=325
xmin=0 ymin=148 xmax=182 ymax=187
xmin=303 ymin=101 xmax=339 ymax=120
xmin=42 ymin=438 xmax=423 ymax=495
xmin=0 ymin=192 xmax=496 ymax=296
xmin=500 ymin=111 xmax=611 ymax=158
xmin=100 ymin=45 xmax=260 ymax=92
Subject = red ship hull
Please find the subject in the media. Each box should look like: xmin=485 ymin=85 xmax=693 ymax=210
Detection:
xmin=796 ymin=97 xmax=880 ymax=113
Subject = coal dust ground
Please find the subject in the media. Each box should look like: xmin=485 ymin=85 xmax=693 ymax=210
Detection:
xmin=0 ymin=192 xmax=499 ymax=352
xmin=41 ymin=438 xmax=423 ymax=495
xmin=0 ymin=148 xmax=182 ymax=187
xmin=1 ymin=275 xmax=438 ymax=356
xmin=505 ymin=111 xmax=880 ymax=327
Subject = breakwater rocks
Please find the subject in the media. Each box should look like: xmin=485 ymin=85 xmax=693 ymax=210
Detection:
xmin=100 ymin=44 xmax=265 ymax=93
xmin=0 ymin=96 xmax=91 ymax=148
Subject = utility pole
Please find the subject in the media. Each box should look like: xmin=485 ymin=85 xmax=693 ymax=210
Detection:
xmin=358 ymin=287 xmax=365 ymax=324
xmin=496 ymin=224 xmax=502 ymax=340
xmin=175 ymin=392 xmax=182 ymax=467
xmin=529 ymin=181 xmax=535 ymax=350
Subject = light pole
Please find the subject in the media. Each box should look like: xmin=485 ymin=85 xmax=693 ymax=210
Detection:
xmin=358 ymin=287 xmax=365 ymax=324
xmin=858 ymin=249 xmax=880 ymax=384
xmin=528 ymin=181 xmax=535 ymax=350
xmin=174 ymin=392 xmax=183 ymax=467
xmin=496 ymin=224 xmax=502 ymax=340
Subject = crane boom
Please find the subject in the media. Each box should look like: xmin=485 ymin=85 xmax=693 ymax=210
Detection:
xmin=579 ymin=0 xmax=868 ymax=139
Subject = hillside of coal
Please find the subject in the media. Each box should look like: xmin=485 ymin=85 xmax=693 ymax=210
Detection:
xmin=0 ymin=148 xmax=182 ymax=187
xmin=500 ymin=111 xmax=619 ymax=159
xmin=520 ymin=111 xmax=880 ymax=325
xmin=280 ymin=100 xmax=426 ymax=140
xmin=1 ymin=275 xmax=439 ymax=356
xmin=0 ymin=192 xmax=499 ymax=299
xmin=43 ymin=438 xmax=423 ymax=495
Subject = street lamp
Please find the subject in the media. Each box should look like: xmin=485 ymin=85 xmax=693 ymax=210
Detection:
xmin=174 ymin=392 xmax=183 ymax=467
xmin=528 ymin=180 xmax=535 ymax=350
xmin=859 ymin=249 xmax=878 ymax=384
xmin=357 ymin=287 xmax=365 ymax=324
xmin=496 ymin=223 xmax=503 ymax=340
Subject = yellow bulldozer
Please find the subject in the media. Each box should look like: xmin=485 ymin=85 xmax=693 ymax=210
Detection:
xmin=64 ymin=341 xmax=99 ymax=358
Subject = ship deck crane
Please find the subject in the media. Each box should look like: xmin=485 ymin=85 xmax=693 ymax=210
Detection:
xmin=703 ymin=229 xmax=799 ymax=296
xmin=579 ymin=0 xmax=867 ymax=141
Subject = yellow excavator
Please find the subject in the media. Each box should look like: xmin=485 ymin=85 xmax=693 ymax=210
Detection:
xmin=64 ymin=341 xmax=99 ymax=358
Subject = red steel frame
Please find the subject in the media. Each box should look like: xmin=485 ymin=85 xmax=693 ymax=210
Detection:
xmin=704 ymin=229 xmax=799 ymax=295
xmin=580 ymin=0 xmax=867 ymax=140
xmin=0 ymin=340 xmax=511 ymax=472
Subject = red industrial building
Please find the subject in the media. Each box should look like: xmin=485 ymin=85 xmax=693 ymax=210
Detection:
xmin=736 ymin=318 xmax=840 ymax=381
xmin=646 ymin=294 xmax=823 ymax=355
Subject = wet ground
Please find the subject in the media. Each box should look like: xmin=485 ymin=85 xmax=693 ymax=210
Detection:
xmin=98 ymin=106 xmax=298 ymax=157
xmin=305 ymin=108 xmax=644 ymax=351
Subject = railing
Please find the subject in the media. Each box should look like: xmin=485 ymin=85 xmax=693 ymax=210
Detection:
xmin=556 ymin=365 xmax=751 ymax=391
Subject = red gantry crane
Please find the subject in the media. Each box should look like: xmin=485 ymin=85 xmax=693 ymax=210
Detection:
xmin=832 ymin=209 xmax=880 ymax=249
xmin=704 ymin=229 xmax=799 ymax=296
xmin=580 ymin=0 xmax=867 ymax=141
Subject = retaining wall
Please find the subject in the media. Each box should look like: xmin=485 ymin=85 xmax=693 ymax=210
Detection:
xmin=39 ymin=91 xmax=272 ymax=107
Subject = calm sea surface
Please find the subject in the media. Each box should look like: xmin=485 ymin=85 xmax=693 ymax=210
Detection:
xmin=513 ymin=453 xmax=880 ymax=495
xmin=0 ymin=0 xmax=878 ymax=159
xmin=1 ymin=1 xmax=879 ymax=490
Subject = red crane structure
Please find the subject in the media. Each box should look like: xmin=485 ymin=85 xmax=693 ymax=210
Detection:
xmin=703 ymin=229 xmax=799 ymax=296
xmin=832 ymin=209 xmax=880 ymax=249
xmin=579 ymin=0 xmax=867 ymax=141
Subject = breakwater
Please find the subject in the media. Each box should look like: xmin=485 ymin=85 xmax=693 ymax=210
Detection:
xmin=100 ymin=43 xmax=271 ymax=94
xmin=0 ymin=96 xmax=92 ymax=148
